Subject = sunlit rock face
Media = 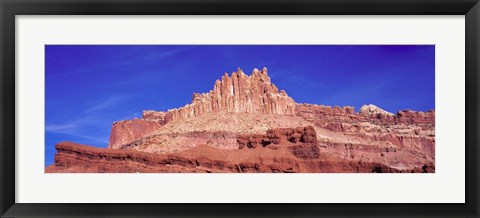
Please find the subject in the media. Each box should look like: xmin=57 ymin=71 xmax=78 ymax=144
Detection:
xmin=164 ymin=67 xmax=296 ymax=122
xmin=359 ymin=104 xmax=394 ymax=116
xmin=108 ymin=67 xmax=297 ymax=149
xmin=47 ymin=67 xmax=436 ymax=173
xmin=108 ymin=119 xmax=162 ymax=149
xmin=142 ymin=110 xmax=167 ymax=124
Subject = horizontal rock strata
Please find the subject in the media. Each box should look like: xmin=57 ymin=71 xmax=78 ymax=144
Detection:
xmin=108 ymin=119 xmax=162 ymax=149
xmin=165 ymin=68 xmax=296 ymax=122
xmin=47 ymin=67 xmax=435 ymax=173
xmin=47 ymin=133 xmax=433 ymax=173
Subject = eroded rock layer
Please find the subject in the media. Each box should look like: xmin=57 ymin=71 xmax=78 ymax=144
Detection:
xmin=47 ymin=129 xmax=433 ymax=173
xmin=165 ymin=67 xmax=296 ymax=122
xmin=47 ymin=67 xmax=435 ymax=173
xmin=108 ymin=119 xmax=162 ymax=149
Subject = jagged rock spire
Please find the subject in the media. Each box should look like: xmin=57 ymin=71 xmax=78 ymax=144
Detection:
xmin=165 ymin=68 xmax=296 ymax=122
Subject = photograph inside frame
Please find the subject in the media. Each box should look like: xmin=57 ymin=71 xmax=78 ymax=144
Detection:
xmin=44 ymin=45 xmax=435 ymax=173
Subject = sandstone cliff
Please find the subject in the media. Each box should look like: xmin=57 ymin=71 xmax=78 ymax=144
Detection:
xmin=108 ymin=119 xmax=162 ymax=149
xmin=165 ymin=67 xmax=296 ymax=122
xmin=47 ymin=67 xmax=435 ymax=173
xmin=108 ymin=68 xmax=297 ymax=149
xmin=295 ymin=103 xmax=435 ymax=169
xmin=47 ymin=127 xmax=433 ymax=173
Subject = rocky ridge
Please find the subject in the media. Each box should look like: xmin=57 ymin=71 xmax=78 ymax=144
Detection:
xmin=48 ymin=67 xmax=435 ymax=173
xmin=165 ymin=67 xmax=296 ymax=123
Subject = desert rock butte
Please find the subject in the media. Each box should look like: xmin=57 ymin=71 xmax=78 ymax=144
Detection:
xmin=46 ymin=67 xmax=435 ymax=173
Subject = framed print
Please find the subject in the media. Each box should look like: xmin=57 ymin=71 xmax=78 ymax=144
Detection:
xmin=44 ymin=44 xmax=437 ymax=174
xmin=1 ymin=0 xmax=479 ymax=217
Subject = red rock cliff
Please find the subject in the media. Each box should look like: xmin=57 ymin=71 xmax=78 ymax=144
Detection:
xmin=164 ymin=67 xmax=296 ymax=122
xmin=108 ymin=67 xmax=297 ymax=149
xmin=108 ymin=119 xmax=162 ymax=149
xmin=91 ymin=67 xmax=436 ymax=173
xmin=48 ymin=127 xmax=434 ymax=173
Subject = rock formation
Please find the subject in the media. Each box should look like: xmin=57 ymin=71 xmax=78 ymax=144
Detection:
xmin=359 ymin=104 xmax=394 ymax=116
xmin=295 ymin=103 xmax=435 ymax=169
xmin=108 ymin=119 xmax=162 ymax=149
xmin=165 ymin=67 xmax=296 ymax=122
xmin=47 ymin=128 xmax=433 ymax=173
xmin=396 ymin=109 xmax=435 ymax=125
xmin=142 ymin=110 xmax=167 ymax=124
xmin=47 ymin=67 xmax=435 ymax=173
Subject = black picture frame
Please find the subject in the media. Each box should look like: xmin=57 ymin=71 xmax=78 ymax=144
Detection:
xmin=1 ymin=0 xmax=479 ymax=217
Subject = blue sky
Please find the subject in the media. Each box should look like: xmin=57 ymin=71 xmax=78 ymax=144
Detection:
xmin=45 ymin=45 xmax=435 ymax=166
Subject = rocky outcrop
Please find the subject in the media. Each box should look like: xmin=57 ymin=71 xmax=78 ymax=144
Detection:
xmin=396 ymin=109 xmax=435 ymax=125
xmin=49 ymin=122 xmax=434 ymax=173
xmin=358 ymin=104 xmax=396 ymax=123
xmin=108 ymin=119 xmax=162 ymax=149
xmin=294 ymin=103 xmax=435 ymax=170
xmin=107 ymin=68 xmax=297 ymax=149
xmin=47 ymin=139 xmax=426 ymax=173
xmin=359 ymin=104 xmax=394 ymax=116
xmin=165 ymin=68 xmax=296 ymax=122
xmin=119 ymin=126 xmax=317 ymax=152
xmin=236 ymin=126 xmax=317 ymax=149
xmin=295 ymin=103 xmax=435 ymax=127
xmin=48 ymin=67 xmax=435 ymax=173
xmin=142 ymin=110 xmax=167 ymax=124
xmin=119 ymin=131 xmax=240 ymax=153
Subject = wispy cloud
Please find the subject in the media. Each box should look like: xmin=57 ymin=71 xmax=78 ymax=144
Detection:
xmin=46 ymin=114 xmax=98 ymax=132
xmin=45 ymin=115 xmax=110 ymax=144
xmin=46 ymin=95 xmax=131 ymax=145
xmin=47 ymin=130 xmax=109 ymax=144
xmin=142 ymin=46 xmax=197 ymax=61
xmin=85 ymin=95 xmax=129 ymax=112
